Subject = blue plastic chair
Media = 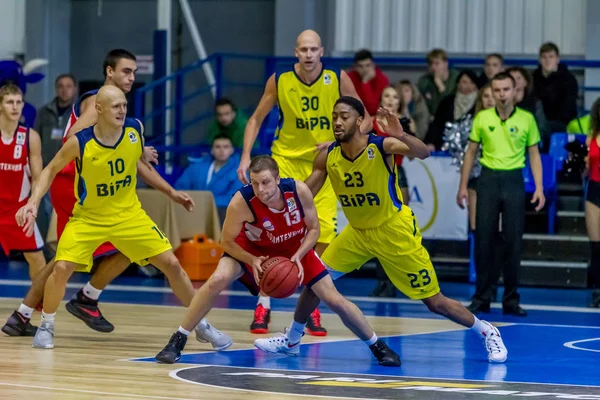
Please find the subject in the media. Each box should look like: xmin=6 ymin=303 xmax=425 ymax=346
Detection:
xmin=549 ymin=133 xmax=587 ymax=172
xmin=522 ymin=154 xmax=557 ymax=233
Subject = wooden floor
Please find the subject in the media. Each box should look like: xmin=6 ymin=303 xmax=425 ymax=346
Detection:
xmin=0 ymin=299 xmax=461 ymax=400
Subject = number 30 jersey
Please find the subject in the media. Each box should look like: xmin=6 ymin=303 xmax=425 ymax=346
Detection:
xmin=72 ymin=117 xmax=143 ymax=224
xmin=271 ymin=67 xmax=341 ymax=162
xmin=237 ymin=178 xmax=307 ymax=256
xmin=326 ymin=135 xmax=404 ymax=230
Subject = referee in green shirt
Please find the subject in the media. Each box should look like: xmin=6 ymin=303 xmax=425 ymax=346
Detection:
xmin=457 ymin=72 xmax=546 ymax=316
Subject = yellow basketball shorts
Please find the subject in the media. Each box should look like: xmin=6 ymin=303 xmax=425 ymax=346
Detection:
xmin=272 ymin=153 xmax=337 ymax=244
xmin=55 ymin=209 xmax=172 ymax=272
xmin=321 ymin=206 xmax=441 ymax=300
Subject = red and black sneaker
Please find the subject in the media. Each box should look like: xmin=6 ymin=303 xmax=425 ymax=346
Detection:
xmin=250 ymin=304 xmax=271 ymax=334
xmin=65 ymin=289 xmax=114 ymax=333
xmin=1 ymin=311 xmax=38 ymax=336
xmin=306 ymin=308 xmax=327 ymax=336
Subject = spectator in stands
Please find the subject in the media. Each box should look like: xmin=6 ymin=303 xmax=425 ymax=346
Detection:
xmin=347 ymin=49 xmax=390 ymax=116
xmin=425 ymin=70 xmax=479 ymax=151
xmin=457 ymin=72 xmax=545 ymax=317
xmin=585 ymin=98 xmax=600 ymax=308
xmin=397 ymin=79 xmax=430 ymax=141
xmin=533 ymin=42 xmax=578 ymax=137
xmin=506 ymin=66 xmax=549 ymax=143
xmin=206 ymin=98 xmax=248 ymax=148
xmin=175 ymin=135 xmax=242 ymax=218
xmin=567 ymin=113 xmax=591 ymax=134
xmin=34 ymin=74 xmax=77 ymax=166
xmin=34 ymin=73 xmax=77 ymax=242
xmin=467 ymin=84 xmax=496 ymax=231
xmin=417 ymin=48 xmax=459 ymax=116
xmin=478 ymin=53 xmax=504 ymax=87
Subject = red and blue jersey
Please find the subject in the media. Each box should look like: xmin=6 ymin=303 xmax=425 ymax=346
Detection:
xmin=0 ymin=125 xmax=31 ymax=218
xmin=59 ymin=89 xmax=99 ymax=176
xmin=237 ymin=178 xmax=307 ymax=257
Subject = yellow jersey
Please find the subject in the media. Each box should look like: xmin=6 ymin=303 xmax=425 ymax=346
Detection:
xmin=271 ymin=66 xmax=341 ymax=161
xmin=326 ymin=135 xmax=403 ymax=229
xmin=73 ymin=118 xmax=143 ymax=224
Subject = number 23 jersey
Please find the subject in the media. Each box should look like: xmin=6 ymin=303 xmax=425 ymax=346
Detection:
xmin=237 ymin=178 xmax=307 ymax=256
xmin=327 ymin=135 xmax=404 ymax=230
xmin=73 ymin=118 xmax=143 ymax=224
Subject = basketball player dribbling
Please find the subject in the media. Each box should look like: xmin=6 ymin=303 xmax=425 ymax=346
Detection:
xmin=0 ymin=84 xmax=46 ymax=298
xmin=255 ymin=97 xmax=508 ymax=364
xmin=2 ymin=50 xmax=230 ymax=351
xmin=156 ymin=156 xmax=400 ymax=367
xmin=237 ymin=29 xmax=372 ymax=336
xmin=15 ymin=86 xmax=230 ymax=349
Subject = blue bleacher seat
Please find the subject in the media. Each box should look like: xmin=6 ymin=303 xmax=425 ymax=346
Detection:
xmin=549 ymin=133 xmax=587 ymax=172
xmin=522 ymin=154 xmax=557 ymax=233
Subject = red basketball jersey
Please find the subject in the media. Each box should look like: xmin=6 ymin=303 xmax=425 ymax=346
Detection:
xmin=0 ymin=125 xmax=31 ymax=217
xmin=59 ymin=89 xmax=99 ymax=176
xmin=237 ymin=178 xmax=307 ymax=257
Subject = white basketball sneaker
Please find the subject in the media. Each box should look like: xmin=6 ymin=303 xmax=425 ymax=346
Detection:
xmin=481 ymin=321 xmax=508 ymax=363
xmin=254 ymin=332 xmax=301 ymax=356
xmin=194 ymin=319 xmax=232 ymax=351
xmin=32 ymin=320 xmax=54 ymax=349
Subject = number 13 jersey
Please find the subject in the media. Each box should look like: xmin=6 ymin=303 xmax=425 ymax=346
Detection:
xmin=237 ymin=178 xmax=307 ymax=256
xmin=73 ymin=118 xmax=143 ymax=224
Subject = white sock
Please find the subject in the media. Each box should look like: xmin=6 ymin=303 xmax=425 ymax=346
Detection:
xmin=364 ymin=333 xmax=378 ymax=346
xmin=257 ymin=296 xmax=271 ymax=309
xmin=41 ymin=311 xmax=56 ymax=323
xmin=286 ymin=320 xmax=306 ymax=344
xmin=82 ymin=282 xmax=102 ymax=300
xmin=178 ymin=326 xmax=191 ymax=336
xmin=17 ymin=304 xmax=34 ymax=319
xmin=470 ymin=316 xmax=490 ymax=339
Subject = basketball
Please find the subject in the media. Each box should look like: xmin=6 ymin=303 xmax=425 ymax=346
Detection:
xmin=259 ymin=256 xmax=301 ymax=299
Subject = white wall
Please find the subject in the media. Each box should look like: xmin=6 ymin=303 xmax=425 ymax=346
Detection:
xmin=334 ymin=0 xmax=586 ymax=56
xmin=0 ymin=0 xmax=25 ymax=58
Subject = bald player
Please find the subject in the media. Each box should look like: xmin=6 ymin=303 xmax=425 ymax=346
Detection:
xmin=2 ymin=50 xmax=223 ymax=343
xmin=16 ymin=86 xmax=228 ymax=350
xmin=237 ymin=30 xmax=372 ymax=336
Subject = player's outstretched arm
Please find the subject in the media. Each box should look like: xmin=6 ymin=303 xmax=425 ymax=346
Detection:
xmin=340 ymin=70 xmax=373 ymax=134
xmin=221 ymin=193 xmax=269 ymax=283
xmin=136 ymin=161 xmax=194 ymax=212
xmin=305 ymin=148 xmax=329 ymax=197
xmin=28 ymin=129 xmax=43 ymax=188
xmin=17 ymin=136 xmax=79 ymax=228
xmin=65 ymin=96 xmax=98 ymax=139
xmin=238 ymin=74 xmax=278 ymax=184
xmin=378 ymin=108 xmax=430 ymax=159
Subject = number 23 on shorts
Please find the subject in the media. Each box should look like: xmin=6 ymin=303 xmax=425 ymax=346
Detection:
xmin=407 ymin=269 xmax=431 ymax=288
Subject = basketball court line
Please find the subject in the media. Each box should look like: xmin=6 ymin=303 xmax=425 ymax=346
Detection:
xmin=1 ymin=279 xmax=599 ymax=314
xmin=121 ymin=325 xmax=485 ymax=363
xmin=563 ymin=337 xmax=600 ymax=353
xmin=0 ymin=382 xmax=199 ymax=400
xmin=168 ymin=365 xmax=373 ymax=400
xmin=167 ymin=363 xmax=600 ymax=389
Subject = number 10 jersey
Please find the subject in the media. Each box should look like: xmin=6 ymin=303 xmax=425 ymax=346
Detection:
xmin=73 ymin=118 xmax=143 ymax=224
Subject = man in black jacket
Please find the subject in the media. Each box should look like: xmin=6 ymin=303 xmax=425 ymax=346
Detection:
xmin=533 ymin=42 xmax=578 ymax=144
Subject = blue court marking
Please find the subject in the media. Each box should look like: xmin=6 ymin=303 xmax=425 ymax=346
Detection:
xmin=132 ymin=324 xmax=600 ymax=387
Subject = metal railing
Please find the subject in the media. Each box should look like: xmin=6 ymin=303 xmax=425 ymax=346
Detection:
xmin=134 ymin=52 xmax=600 ymax=165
